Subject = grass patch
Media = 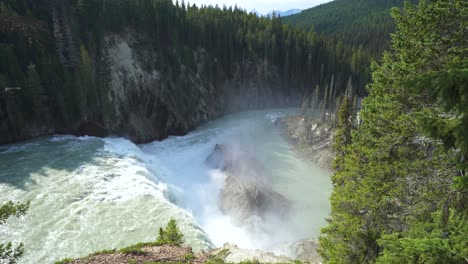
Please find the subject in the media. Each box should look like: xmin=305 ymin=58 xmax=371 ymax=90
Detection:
xmin=205 ymin=248 xmax=230 ymax=264
xmin=205 ymin=258 xmax=226 ymax=264
xmin=143 ymin=262 xmax=189 ymax=264
xmin=91 ymin=249 xmax=117 ymax=256
xmin=239 ymin=260 xmax=260 ymax=264
xmin=129 ymin=241 xmax=164 ymax=248
xmin=54 ymin=259 xmax=73 ymax=264
xmin=119 ymin=245 xmax=148 ymax=255
xmin=144 ymin=261 xmax=190 ymax=264
xmin=184 ymin=252 xmax=195 ymax=260
xmin=213 ymin=248 xmax=230 ymax=259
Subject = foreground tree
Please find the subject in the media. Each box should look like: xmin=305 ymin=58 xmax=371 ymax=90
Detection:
xmin=156 ymin=218 xmax=184 ymax=246
xmin=332 ymin=96 xmax=352 ymax=171
xmin=0 ymin=201 xmax=29 ymax=263
xmin=319 ymin=0 xmax=467 ymax=263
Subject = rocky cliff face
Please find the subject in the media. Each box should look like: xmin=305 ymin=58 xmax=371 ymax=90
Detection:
xmin=94 ymin=32 xmax=296 ymax=143
xmin=102 ymin=33 xmax=219 ymax=142
xmin=0 ymin=29 xmax=299 ymax=145
xmin=275 ymin=115 xmax=335 ymax=169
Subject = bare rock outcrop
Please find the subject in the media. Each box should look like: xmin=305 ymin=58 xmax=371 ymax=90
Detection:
xmin=291 ymin=239 xmax=322 ymax=264
xmin=211 ymin=243 xmax=293 ymax=263
xmin=65 ymin=243 xmax=302 ymax=264
xmin=206 ymin=144 xmax=290 ymax=226
xmin=275 ymin=115 xmax=334 ymax=169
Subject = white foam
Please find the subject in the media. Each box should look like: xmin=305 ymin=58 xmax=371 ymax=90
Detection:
xmin=0 ymin=136 xmax=213 ymax=264
xmin=0 ymin=108 xmax=330 ymax=264
xmin=0 ymin=142 xmax=38 ymax=154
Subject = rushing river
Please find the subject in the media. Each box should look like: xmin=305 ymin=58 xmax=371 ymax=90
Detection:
xmin=0 ymin=109 xmax=331 ymax=264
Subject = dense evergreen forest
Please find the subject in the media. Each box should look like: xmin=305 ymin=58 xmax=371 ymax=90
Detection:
xmin=283 ymin=0 xmax=418 ymax=58
xmin=321 ymin=0 xmax=467 ymax=263
xmin=284 ymin=0 xmax=420 ymax=98
xmin=0 ymin=0 xmax=368 ymax=145
xmin=0 ymin=0 xmax=466 ymax=263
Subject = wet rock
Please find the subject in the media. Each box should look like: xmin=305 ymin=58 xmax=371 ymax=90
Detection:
xmin=75 ymin=121 xmax=109 ymax=138
xmin=206 ymin=144 xmax=228 ymax=169
xmin=206 ymin=144 xmax=290 ymax=226
xmin=292 ymin=239 xmax=322 ymax=264
xmin=211 ymin=243 xmax=294 ymax=263
xmin=219 ymin=174 xmax=290 ymax=226
xmin=275 ymin=115 xmax=334 ymax=169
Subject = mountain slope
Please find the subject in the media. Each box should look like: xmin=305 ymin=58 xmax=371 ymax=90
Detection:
xmin=283 ymin=0 xmax=418 ymax=56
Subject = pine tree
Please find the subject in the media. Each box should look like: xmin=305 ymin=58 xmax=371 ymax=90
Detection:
xmin=332 ymin=96 xmax=352 ymax=171
xmin=0 ymin=201 xmax=29 ymax=264
xmin=156 ymin=218 xmax=184 ymax=246
xmin=24 ymin=63 xmax=48 ymax=121
xmin=320 ymin=1 xmax=467 ymax=263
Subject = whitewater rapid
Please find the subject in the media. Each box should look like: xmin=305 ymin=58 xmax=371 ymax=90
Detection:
xmin=0 ymin=109 xmax=331 ymax=263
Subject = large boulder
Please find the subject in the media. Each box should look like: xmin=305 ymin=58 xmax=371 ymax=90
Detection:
xmin=206 ymin=144 xmax=266 ymax=178
xmin=206 ymin=144 xmax=290 ymax=226
xmin=219 ymin=174 xmax=290 ymax=226
xmin=291 ymin=239 xmax=322 ymax=264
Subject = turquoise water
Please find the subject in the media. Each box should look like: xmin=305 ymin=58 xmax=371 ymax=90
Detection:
xmin=0 ymin=109 xmax=331 ymax=263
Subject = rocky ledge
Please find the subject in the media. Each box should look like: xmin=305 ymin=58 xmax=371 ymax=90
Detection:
xmin=60 ymin=242 xmax=321 ymax=264
xmin=274 ymin=116 xmax=334 ymax=170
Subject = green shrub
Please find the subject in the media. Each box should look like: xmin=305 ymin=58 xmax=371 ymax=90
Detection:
xmin=239 ymin=260 xmax=260 ymax=264
xmin=131 ymin=241 xmax=164 ymax=248
xmin=205 ymin=258 xmax=226 ymax=264
xmin=91 ymin=249 xmax=116 ymax=255
xmin=184 ymin=252 xmax=195 ymax=260
xmin=156 ymin=219 xmax=184 ymax=246
xmin=119 ymin=245 xmax=148 ymax=255
xmin=54 ymin=258 xmax=73 ymax=264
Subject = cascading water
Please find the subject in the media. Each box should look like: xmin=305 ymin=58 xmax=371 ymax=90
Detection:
xmin=0 ymin=109 xmax=331 ymax=264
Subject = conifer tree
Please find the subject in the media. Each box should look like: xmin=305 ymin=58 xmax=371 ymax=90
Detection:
xmin=24 ymin=64 xmax=47 ymax=121
xmin=332 ymin=96 xmax=352 ymax=170
xmin=0 ymin=201 xmax=29 ymax=264
xmin=156 ymin=218 xmax=184 ymax=246
xmin=320 ymin=1 xmax=467 ymax=263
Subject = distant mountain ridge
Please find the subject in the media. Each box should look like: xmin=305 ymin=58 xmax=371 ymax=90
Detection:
xmin=251 ymin=8 xmax=301 ymax=17
xmin=268 ymin=9 xmax=302 ymax=17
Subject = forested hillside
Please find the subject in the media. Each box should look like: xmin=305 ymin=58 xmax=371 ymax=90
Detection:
xmin=0 ymin=0 xmax=365 ymax=145
xmin=283 ymin=0 xmax=418 ymax=58
xmin=284 ymin=0 xmax=419 ymax=98
xmin=320 ymin=0 xmax=467 ymax=263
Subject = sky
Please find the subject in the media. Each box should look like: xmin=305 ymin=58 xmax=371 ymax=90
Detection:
xmin=182 ymin=0 xmax=331 ymax=15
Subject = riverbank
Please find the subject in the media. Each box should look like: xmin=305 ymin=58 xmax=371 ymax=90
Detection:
xmin=274 ymin=115 xmax=334 ymax=170
xmin=57 ymin=242 xmax=321 ymax=264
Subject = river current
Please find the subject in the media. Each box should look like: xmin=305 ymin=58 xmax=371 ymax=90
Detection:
xmin=0 ymin=109 xmax=331 ymax=264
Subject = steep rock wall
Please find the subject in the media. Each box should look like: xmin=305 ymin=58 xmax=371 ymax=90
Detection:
xmin=0 ymin=30 xmax=300 ymax=145
xmin=98 ymin=32 xmax=296 ymax=143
